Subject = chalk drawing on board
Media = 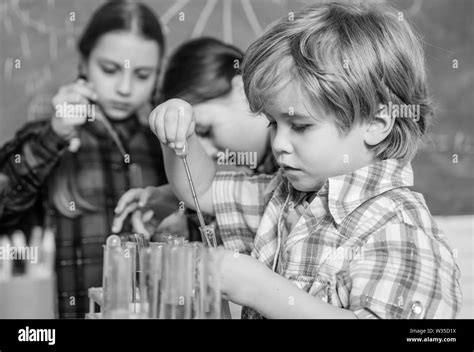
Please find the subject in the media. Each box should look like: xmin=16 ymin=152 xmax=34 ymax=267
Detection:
xmin=192 ymin=0 xmax=218 ymax=38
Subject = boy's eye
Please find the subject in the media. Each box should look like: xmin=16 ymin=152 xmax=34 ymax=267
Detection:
xmin=291 ymin=124 xmax=311 ymax=133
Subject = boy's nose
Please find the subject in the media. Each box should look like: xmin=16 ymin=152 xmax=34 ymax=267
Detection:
xmin=271 ymin=128 xmax=293 ymax=155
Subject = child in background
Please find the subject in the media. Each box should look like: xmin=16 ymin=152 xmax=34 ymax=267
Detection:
xmin=112 ymin=37 xmax=275 ymax=240
xmin=0 ymin=1 xmax=167 ymax=318
xmin=149 ymin=2 xmax=462 ymax=318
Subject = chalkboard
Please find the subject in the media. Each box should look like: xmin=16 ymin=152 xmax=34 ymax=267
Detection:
xmin=1 ymin=0 xmax=473 ymax=215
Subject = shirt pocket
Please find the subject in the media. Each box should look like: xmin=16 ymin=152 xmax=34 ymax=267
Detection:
xmin=284 ymin=234 xmax=348 ymax=276
xmin=285 ymin=270 xmax=333 ymax=304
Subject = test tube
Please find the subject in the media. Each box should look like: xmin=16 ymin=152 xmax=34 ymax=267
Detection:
xmin=11 ymin=230 xmax=27 ymax=274
xmin=147 ymin=242 xmax=164 ymax=318
xmin=138 ymin=247 xmax=149 ymax=317
xmin=199 ymin=225 xmax=217 ymax=248
xmin=156 ymin=233 xmax=187 ymax=245
xmin=131 ymin=241 xmax=223 ymax=319
xmin=41 ymin=228 xmax=55 ymax=278
xmin=123 ymin=242 xmax=137 ymax=312
xmin=196 ymin=244 xmax=221 ymax=319
xmin=0 ymin=237 xmax=12 ymax=281
xmin=102 ymin=235 xmax=132 ymax=318
xmin=25 ymin=226 xmax=42 ymax=276
xmin=159 ymin=243 xmax=194 ymax=319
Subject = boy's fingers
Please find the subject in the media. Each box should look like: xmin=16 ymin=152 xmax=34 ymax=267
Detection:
xmin=111 ymin=202 xmax=139 ymax=233
xmin=114 ymin=188 xmax=141 ymax=214
xmin=149 ymin=109 xmax=157 ymax=135
xmin=186 ymin=117 xmax=196 ymax=139
xmin=149 ymin=106 xmax=167 ymax=144
xmin=175 ymin=105 xmax=192 ymax=148
xmin=164 ymin=106 xmax=179 ymax=146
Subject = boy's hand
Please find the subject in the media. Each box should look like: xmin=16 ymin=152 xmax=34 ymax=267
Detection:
xmin=149 ymin=99 xmax=216 ymax=216
xmin=149 ymin=98 xmax=196 ymax=151
xmin=217 ymin=248 xmax=262 ymax=306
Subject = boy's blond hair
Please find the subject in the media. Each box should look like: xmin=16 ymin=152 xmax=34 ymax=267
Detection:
xmin=242 ymin=2 xmax=433 ymax=161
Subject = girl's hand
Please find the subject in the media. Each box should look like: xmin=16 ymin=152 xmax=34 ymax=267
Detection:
xmin=51 ymin=79 xmax=98 ymax=140
xmin=148 ymin=98 xmax=196 ymax=151
xmin=112 ymin=187 xmax=162 ymax=238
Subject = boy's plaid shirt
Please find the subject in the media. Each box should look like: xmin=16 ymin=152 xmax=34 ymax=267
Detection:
xmin=212 ymin=159 xmax=462 ymax=319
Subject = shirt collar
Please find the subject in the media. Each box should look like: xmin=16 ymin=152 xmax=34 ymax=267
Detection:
xmin=279 ymin=159 xmax=413 ymax=225
xmin=324 ymin=158 xmax=414 ymax=225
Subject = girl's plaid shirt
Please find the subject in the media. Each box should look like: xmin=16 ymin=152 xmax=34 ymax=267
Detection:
xmin=212 ymin=159 xmax=462 ymax=319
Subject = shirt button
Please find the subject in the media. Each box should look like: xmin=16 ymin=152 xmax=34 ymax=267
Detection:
xmin=16 ymin=184 xmax=22 ymax=191
xmin=411 ymin=301 xmax=423 ymax=316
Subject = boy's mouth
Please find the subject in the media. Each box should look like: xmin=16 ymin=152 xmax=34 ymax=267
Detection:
xmin=280 ymin=163 xmax=301 ymax=173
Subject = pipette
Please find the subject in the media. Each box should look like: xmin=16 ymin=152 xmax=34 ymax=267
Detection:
xmin=175 ymin=143 xmax=231 ymax=319
xmin=175 ymin=143 xmax=217 ymax=248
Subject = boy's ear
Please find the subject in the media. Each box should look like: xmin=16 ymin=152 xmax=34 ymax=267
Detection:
xmin=364 ymin=104 xmax=396 ymax=146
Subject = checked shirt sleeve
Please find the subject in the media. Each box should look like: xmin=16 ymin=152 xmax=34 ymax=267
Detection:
xmin=345 ymin=222 xmax=462 ymax=319
xmin=0 ymin=121 xmax=69 ymax=229
xmin=212 ymin=171 xmax=274 ymax=254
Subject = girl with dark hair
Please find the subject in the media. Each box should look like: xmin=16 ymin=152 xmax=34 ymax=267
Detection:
xmin=113 ymin=37 xmax=275 ymax=242
xmin=0 ymin=1 xmax=167 ymax=318
xmin=163 ymin=37 xmax=271 ymax=166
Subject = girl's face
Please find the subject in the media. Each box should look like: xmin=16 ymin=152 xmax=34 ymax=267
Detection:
xmin=192 ymin=77 xmax=270 ymax=167
xmin=84 ymin=31 xmax=160 ymax=120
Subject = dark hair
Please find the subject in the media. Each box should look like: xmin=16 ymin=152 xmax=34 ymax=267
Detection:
xmin=162 ymin=37 xmax=243 ymax=104
xmin=78 ymin=1 xmax=165 ymax=61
